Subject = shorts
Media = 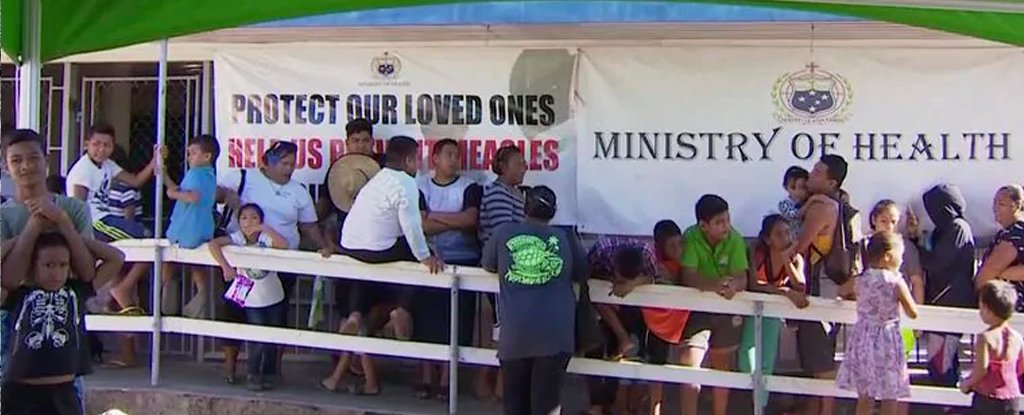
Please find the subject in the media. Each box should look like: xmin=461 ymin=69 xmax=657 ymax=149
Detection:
xmin=972 ymin=394 xmax=1019 ymax=415
xmin=93 ymin=215 xmax=149 ymax=242
xmin=681 ymin=312 xmax=743 ymax=350
xmin=1 ymin=380 xmax=83 ymax=415
xmin=793 ymin=320 xmax=836 ymax=374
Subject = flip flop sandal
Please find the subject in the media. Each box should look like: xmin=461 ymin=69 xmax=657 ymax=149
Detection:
xmin=346 ymin=381 xmax=381 ymax=396
xmin=116 ymin=306 xmax=146 ymax=316
xmin=413 ymin=383 xmax=433 ymax=399
xmin=103 ymin=360 xmax=135 ymax=369
xmin=435 ymin=385 xmax=451 ymax=401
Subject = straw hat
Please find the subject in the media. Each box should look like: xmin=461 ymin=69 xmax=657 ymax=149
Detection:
xmin=325 ymin=153 xmax=381 ymax=212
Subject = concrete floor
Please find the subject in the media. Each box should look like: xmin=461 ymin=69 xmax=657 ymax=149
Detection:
xmin=83 ymin=355 xmax=958 ymax=415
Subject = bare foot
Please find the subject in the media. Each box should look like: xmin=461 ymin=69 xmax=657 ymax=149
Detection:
xmin=474 ymin=379 xmax=495 ymax=401
xmin=613 ymin=339 xmax=637 ymax=360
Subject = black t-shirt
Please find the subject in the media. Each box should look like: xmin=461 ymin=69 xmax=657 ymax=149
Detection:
xmin=990 ymin=220 xmax=1024 ymax=311
xmin=2 ymin=280 xmax=91 ymax=380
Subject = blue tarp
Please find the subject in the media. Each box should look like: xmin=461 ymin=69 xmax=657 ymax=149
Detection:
xmin=255 ymin=2 xmax=855 ymax=27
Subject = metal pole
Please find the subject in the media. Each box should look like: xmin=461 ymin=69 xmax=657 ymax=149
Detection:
xmin=752 ymin=301 xmax=765 ymax=415
xmin=200 ymin=62 xmax=213 ymax=134
xmin=16 ymin=0 xmax=42 ymax=130
xmin=151 ymin=39 xmax=170 ymax=387
xmin=60 ymin=62 xmax=73 ymax=174
xmin=448 ymin=267 xmax=460 ymax=414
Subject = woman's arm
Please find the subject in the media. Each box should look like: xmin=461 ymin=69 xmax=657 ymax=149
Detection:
xmin=976 ymin=241 xmax=1018 ymax=288
xmin=259 ymin=226 xmax=289 ymax=249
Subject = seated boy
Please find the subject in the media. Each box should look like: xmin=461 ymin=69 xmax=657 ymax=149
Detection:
xmin=162 ymin=135 xmax=220 ymax=318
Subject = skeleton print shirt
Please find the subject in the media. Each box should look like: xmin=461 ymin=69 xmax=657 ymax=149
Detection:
xmin=2 ymin=280 xmax=90 ymax=380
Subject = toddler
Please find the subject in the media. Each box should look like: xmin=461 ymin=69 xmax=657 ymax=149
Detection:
xmin=960 ymin=280 xmax=1023 ymax=415
xmin=778 ymin=166 xmax=809 ymax=239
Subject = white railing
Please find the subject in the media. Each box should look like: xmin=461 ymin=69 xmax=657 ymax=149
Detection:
xmin=88 ymin=239 xmax=1010 ymax=414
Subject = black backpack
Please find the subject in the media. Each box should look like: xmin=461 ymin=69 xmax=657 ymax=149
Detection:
xmin=811 ymin=194 xmax=864 ymax=287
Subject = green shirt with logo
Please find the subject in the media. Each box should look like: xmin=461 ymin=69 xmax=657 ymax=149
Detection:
xmin=680 ymin=224 xmax=748 ymax=280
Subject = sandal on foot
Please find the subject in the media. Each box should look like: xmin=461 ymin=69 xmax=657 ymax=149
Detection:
xmin=346 ymin=381 xmax=381 ymax=396
xmin=117 ymin=306 xmax=146 ymax=316
xmin=435 ymin=385 xmax=451 ymax=401
xmin=319 ymin=379 xmax=340 ymax=393
xmin=413 ymin=383 xmax=433 ymax=400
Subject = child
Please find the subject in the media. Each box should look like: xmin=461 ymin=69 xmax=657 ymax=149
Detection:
xmin=162 ymin=134 xmax=219 ymax=319
xmin=0 ymin=232 xmax=92 ymax=415
xmin=778 ymin=166 xmax=809 ymax=239
xmin=960 ymin=280 xmax=1023 ymax=415
xmin=836 ymin=231 xmax=919 ymax=415
xmin=208 ymin=203 xmax=288 ymax=391
xmin=642 ymin=219 xmax=690 ymax=415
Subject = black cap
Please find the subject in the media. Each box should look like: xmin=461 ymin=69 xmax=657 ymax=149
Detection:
xmin=525 ymin=185 xmax=557 ymax=220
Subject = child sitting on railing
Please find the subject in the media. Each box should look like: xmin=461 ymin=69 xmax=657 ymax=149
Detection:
xmin=207 ymin=203 xmax=288 ymax=391
xmin=960 ymin=280 xmax=1023 ymax=415
xmin=836 ymin=231 xmax=919 ymax=415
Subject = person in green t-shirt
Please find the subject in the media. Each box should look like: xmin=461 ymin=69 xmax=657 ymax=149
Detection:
xmin=678 ymin=194 xmax=748 ymax=415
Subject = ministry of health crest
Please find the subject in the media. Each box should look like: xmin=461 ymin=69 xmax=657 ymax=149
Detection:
xmin=772 ymin=62 xmax=852 ymax=124
xmin=370 ymin=52 xmax=402 ymax=80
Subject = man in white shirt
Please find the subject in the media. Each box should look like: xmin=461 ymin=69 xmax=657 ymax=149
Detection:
xmin=326 ymin=136 xmax=442 ymax=396
xmin=341 ymin=135 xmax=442 ymax=269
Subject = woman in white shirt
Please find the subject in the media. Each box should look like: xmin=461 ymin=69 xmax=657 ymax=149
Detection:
xmin=215 ymin=141 xmax=336 ymax=383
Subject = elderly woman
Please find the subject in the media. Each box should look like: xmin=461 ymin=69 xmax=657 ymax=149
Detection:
xmin=216 ymin=140 xmax=336 ymax=384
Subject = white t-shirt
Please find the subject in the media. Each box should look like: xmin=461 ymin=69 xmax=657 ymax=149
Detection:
xmin=229 ymin=231 xmax=284 ymax=308
xmin=66 ymin=156 xmax=124 ymax=221
xmin=217 ymin=170 xmax=316 ymax=250
xmin=340 ymin=168 xmax=430 ymax=261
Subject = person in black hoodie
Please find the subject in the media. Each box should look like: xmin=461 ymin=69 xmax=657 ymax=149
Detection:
xmin=907 ymin=184 xmax=976 ymax=395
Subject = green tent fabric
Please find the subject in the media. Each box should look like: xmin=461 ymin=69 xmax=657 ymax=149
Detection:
xmin=3 ymin=0 xmax=1024 ymax=63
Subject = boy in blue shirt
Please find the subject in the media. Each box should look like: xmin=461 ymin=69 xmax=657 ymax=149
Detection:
xmin=163 ymin=134 xmax=220 ymax=318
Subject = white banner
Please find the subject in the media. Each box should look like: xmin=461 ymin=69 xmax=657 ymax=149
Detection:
xmin=577 ymin=47 xmax=1024 ymax=236
xmin=214 ymin=47 xmax=577 ymax=224
xmin=216 ymin=45 xmax=1024 ymax=236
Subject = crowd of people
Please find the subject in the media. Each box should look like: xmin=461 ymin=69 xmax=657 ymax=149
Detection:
xmin=1 ymin=119 xmax=1023 ymax=415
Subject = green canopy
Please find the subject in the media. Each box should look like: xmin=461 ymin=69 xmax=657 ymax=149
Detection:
xmin=3 ymin=0 xmax=1024 ymax=63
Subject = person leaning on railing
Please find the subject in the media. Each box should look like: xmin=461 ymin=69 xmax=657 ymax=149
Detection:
xmin=739 ymin=214 xmax=809 ymax=409
xmin=677 ymin=194 xmax=748 ymax=415
xmin=977 ymin=185 xmax=1024 ymax=309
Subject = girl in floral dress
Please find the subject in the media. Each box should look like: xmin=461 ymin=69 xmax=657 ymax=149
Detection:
xmin=836 ymin=231 xmax=919 ymax=415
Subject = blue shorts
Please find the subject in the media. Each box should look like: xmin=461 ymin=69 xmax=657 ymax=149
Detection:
xmin=93 ymin=215 xmax=150 ymax=242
